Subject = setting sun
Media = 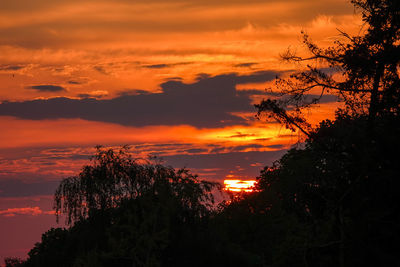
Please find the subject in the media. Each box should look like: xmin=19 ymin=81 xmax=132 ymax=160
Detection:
xmin=223 ymin=179 xmax=257 ymax=192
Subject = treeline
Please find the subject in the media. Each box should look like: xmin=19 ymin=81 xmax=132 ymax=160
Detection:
xmin=5 ymin=113 xmax=400 ymax=267
xmin=5 ymin=0 xmax=399 ymax=265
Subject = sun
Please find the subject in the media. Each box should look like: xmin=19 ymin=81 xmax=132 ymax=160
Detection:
xmin=223 ymin=179 xmax=257 ymax=193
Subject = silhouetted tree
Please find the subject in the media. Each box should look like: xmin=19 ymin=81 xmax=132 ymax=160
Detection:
xmin=24 ymin=228 xmax=71 ymax=267
xmin=256 ymin=0 xmax=399 ymax=134
xmin=4 ymin=257 xmax=24 ymax=267
xmin=256 ymin=113 xmax=400 ymax=266
xmin=252 ymin=1 xmax=400 ymax=265
xmin=24 ymin=146 xmax=220 ymax=267
xmin=54 ymin=146 xmax=217 ymax=226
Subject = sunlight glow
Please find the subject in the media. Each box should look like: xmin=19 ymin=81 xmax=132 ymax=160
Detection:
xmin=223 ymin=179 xmax=257 ymax=192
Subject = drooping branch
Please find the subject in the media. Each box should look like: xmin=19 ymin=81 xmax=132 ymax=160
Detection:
xmin=255 ymin=99 xmax=312 ymax=138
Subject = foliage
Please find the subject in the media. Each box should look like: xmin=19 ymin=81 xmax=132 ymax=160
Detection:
xmin=22 ymin=117 xmax=399 ymax=267
xmin=256 ymin=0 xmax=400 ymax=134
xmin=255 ymin=113 xmax=400 ymax=266
xmin=22 ymin=146 xmax=220 ymax=267
xmin=4 ymin=257 xmax=24 ymax=267
xmin=252 ymin=1 xmax=400 ymax=264
xmin=54 ymin=146 xmax=217 ymax=225
xmin=24 ymin=228 xmax=72 ymax=267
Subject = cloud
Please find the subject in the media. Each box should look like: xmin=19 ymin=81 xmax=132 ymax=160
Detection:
xmin=266 ymin=144 xmax=285 ymax=149
xmin=0 ymin=206 xmax=53 ymax=217
xmin=183 ymin=148 xmax=208 ymax=154
xmin=231 ymin=144 xmax=265 ymax=151
xmin=234 ymin=62 xmax=257 ymax=68
xmin=0 ymin=0 xmax=355 ymax=48
xmin=26 ymin=85 xmax=66 ymax=92
xmin=117 ymin=89 xmax=151 ymax=96
xmin=164 ymin=77 xmax=183 ymax=82
xmin=229 ymin=132 xmax=256 ymax=138
xmin=68 ymin=80 xmax=81 ymax=84
xmin=0 ymin=65 xmax=24 ymax=71
xmin=163 ymin=150 xmax=287 ymax=180
xmin=77 ymin=90 xmax=109 ymax=99
xmin=142 ymin=62 xmax=192 ymax=69
xmin=93 ymin=66 xmax=108 ymax=74
xmin=0 ymin=71 xmax=278 ymax=128
xmin=144 ymin=64 xmax=170 ymax=69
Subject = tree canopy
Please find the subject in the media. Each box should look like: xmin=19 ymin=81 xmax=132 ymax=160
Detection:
xmin=256 ymin=0 xmax=400 ymax=134
xmin=255 ymin=113 xmax=400 ymax=266
xmin=54 ymin=146 xmax=217 ymax=225
xmin=23 ymin=147 xmax=222 ymax=267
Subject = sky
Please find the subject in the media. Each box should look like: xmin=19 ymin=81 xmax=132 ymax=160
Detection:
xmin=0 ymin=0 xmax=363 ymax=261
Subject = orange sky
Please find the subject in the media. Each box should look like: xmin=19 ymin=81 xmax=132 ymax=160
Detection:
xmin=0 ymin=0 xmax=362 ymax=261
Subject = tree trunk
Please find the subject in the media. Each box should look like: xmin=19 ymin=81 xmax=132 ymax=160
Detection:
xmin=369 ymin=62 xmax=384 ymax=122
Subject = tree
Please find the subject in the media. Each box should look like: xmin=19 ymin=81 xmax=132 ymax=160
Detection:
xmin=256 ymin=0 xmax=399 ymax=135
xmin=256 ymin=113 xmax=400 ymax=266
xmin=54 ymin=146 xmax=217 ymax=225
xmin=4 ymin=257 xmax=24 ymax=267
xmin=253 ymin=1 xmax=400 ymax=265
xmin=24 ymin=228 xmax=71 ymax=267
xmin=24 ymin=146 xmax=221 ymax=267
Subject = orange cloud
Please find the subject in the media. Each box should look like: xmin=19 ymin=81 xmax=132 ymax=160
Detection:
xmin=0 ymin=0 xmax=361 ymax=102
xmin=0 ymin=115 xmax=298 ymax=149
xmin=0 ymin=206 xmax=54 ymax=217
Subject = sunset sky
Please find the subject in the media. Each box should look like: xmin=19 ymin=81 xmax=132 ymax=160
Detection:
xmin=0 ymin=0 xmax=363 ymax=261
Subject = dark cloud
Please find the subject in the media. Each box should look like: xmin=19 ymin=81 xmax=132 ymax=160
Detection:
xmin=77 ymin=92 xmax=108 ymax=99
xmin=0 ymin=71 xmax=278 ymax=128
xmin=315 ymin=94 xmax=340 ymax=103
xmin=209 ymin=147 xmax=225 ymax=153
xmin=76 ymin=94 xmax=94 ymax=99
xmin=287 ymin=94 xmax=340 ymax=106
xmin=266 ymin=144 xmax=285 ymax=149
xmin=26 ymin=85 xmax=66 ymax=92
xmin=236 ymin=89 xmax=267 ymax=97
xmin=144 ymin=64 xmax=170 ymax=69
xmin=164 ymin=77 xmax=183 ymax=81
xmin=143 ymin=62 xmax=192 ymax=69
xmin=263 ymin=91 xmax=282 ymax=97
xmin=93 ymin=66 xmax=108 ymax=74
xmin=134 ymin=143 xmax=191 ymax=149
xmin=229 ymin=132 xmax=256 ymax=138
xmin=234 ymin=62 xmax=257 ymax=68
xmin=184 ymin=148 xmax=208 ymax=154
xmin=255 ymin=138 xmax=272 ymax=141
xmin=0 ymin=65 xmax=24 ymax=71
xmin=231 ymin=144 xmax=265 ymax=151
xmin=195 ymin=73 xmax=212 ymax=80
xmin=117 ymin=89 xmax=151 ymax=97
xmin=68 ymin=80 xmax=81 ymax=84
